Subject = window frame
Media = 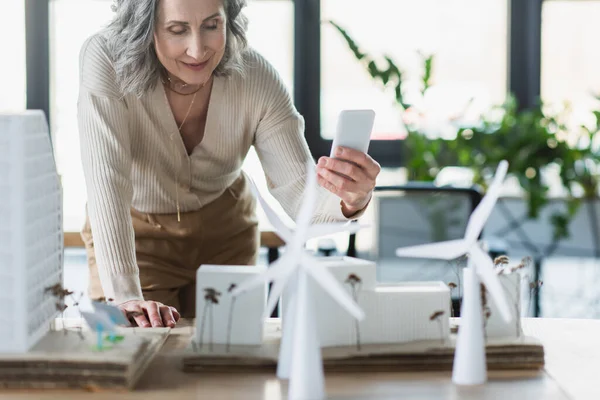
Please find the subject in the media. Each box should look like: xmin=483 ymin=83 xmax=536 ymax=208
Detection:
xmin=25 ymin=0 xmax=50 ymax=127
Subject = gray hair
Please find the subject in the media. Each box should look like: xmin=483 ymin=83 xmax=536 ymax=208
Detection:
xmin=104 ymin=0 xmax=248 ymax=97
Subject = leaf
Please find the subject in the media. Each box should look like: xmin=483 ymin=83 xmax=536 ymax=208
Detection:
xmin=594 ymin=111 xmax=600 ymax=130
xmin=327 ymin=20 xmax=366 ymax=60
xmin=550 ymin=212 xmax=570 ymax=240
xmin=367 ymin=61 xmax=379 ymax=79
xmin=421 ymin=53 xmax=434 ymax=94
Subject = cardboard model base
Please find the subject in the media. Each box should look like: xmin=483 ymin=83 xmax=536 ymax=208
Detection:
xmin=181 ymin=319 xmax=543 ymax=373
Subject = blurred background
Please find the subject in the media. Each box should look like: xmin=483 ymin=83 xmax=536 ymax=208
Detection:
xmin=2 ymin=0 xmax=600 ymax=319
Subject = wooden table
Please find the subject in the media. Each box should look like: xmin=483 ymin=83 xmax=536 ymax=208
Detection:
xmin=63 ymin=231 xmax=285 ymax=249
xmin=0 ymin=318 xmax=597 ymax=399
xmin=65 ymin=230 xmax=285 ymax=263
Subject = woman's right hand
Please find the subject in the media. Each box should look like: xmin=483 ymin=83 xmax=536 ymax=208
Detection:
xmin=119 ymin=300 xmax=180 ymax=328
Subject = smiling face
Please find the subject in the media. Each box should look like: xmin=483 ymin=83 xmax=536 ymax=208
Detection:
xmin=154 ymin=0 xmax=227 ymax=86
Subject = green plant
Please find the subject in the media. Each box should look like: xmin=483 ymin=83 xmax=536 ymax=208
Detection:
xmin=451 ymin=96 xmax=585 ymax=239
xmin=329 ymin=20 xmax=600 ymax=240
xmin=327 ymin=20 xmax=457 ymax=181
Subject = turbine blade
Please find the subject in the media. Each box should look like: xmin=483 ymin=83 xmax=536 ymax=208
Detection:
xmin=396 ymin=239 xmax=470 ymax=260
xmin=464 ymin=160 xmax=508 ymax=243
xmin=307 ymin=221 xmax=367 ymax=239
xmin=247 ymin=177 xmax=294 ymax=243
xmin=301 ymin=253 xmax=365 ymax=320
xmin=231 ymin=258 xmax=286 ymax=297
xmin=294 ymin=162 xmax=319 ymax=240
xmin=262 ymin=268 xmax=295 ymax=320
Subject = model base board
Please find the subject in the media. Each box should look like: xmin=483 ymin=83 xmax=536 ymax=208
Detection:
xmin=181 ymin=319 xmax=544 ymax=373
xmin=0 ymin=325 xmax=168 ymax=391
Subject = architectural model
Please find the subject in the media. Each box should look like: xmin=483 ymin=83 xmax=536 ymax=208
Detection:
xmin=193 ymin=259 xmax=521 ymax=348
xmin=396 ymin=160 xmax=514 ymax=385
xmin=310 ymin=257 xmax=451 ymax=347
xmin=485 ymin=271 xmax=522 ymax=339
xmin=195 ymin=265 xmax=267 ymax=347
xmin=188 ymin=163 xmax=527 ymax=356
xmin=0 ymin=112 xmax=167 ymax=391
xmin=185 ymin=162 xmax=541 ymax=398
xmin=0 ymin=111 xmax=63 ymax=353
xmin=227 ymin=165 xmax=368 ymax=400
xmin=196 ymin=257 xmax=451 ymax=348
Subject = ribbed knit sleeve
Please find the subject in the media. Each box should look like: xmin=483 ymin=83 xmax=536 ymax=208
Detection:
xmin=77 ymin=35 xmax=143 ymax=304
xmin=250 ymin=52 xmax=355 ymax=223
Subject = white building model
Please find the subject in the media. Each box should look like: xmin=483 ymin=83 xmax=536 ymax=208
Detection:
xmin=196 ymin=257 xmax=452 ymax=348
xmin=313 ymin=257 xmax=451 ymax=347
xmin=0 ymin=111 xmax=63 ymax=353
xmin=196 ymin=265 xmax=267 ymax=347
xmin=195 ymin=258 xmax=525 ymax=348
xmin=194 ymin=164 xmax=521 ymax=350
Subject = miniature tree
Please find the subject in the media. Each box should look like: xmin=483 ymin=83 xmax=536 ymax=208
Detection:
xmin=69 ymin=292 xmax=85 ymax=339
xmin=199 ymin=288 xmax=222 ymax=351
xmin=44 ymin=283 xmax=70 ymax=324
xmin=494 ymin=255 xmax=510 ymax=270
xmin=45 ymin=284 xmax=85 ymax=339
xmin=429 ymin=310 xmax=446 ymax=345
xmin=528 ymin=280 xmax=543 ymax=316
xmin=512 ymin=256 xmax=532 ymax=274
xmin=226 ymin=283 xmax=237 ymax=353
xmin=345 ymin=274 xmax=362 ymax=351
xmin=450 ymin=255 xmax=467 ymax=310
xmin=55 ymin=303 xmax=69 ymax=335
xmin=485 ymin=255 xmax=534 ymax=338
xmin=500 ymin=256 xmax=541 ymax=317
xmin=448 ymin=282 xmax=458 ymax=317
xmin=480 ymin=283 xmax=493 ymax=340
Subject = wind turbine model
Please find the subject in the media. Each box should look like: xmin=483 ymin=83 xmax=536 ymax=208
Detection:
xmin=81 ymin=310 xmax=119 ymax=351
xmin=396 ymin=160 xmax=513 ymax=385
xmin=232 ymin=164 xmax=365 ymax=400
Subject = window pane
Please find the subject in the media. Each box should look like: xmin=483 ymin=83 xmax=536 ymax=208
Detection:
xmin=0 ymin=0 xmax=26 ymax=112
xmin=243 ymin=0 xmax=295 ymax=226
xmin=541 ymin=1 xmax=600 ymax=129
xmin=51 ymin=0 xmax=293 ymax=232
xmin=321 ymin=0 xmax=508 ymax=139
xmin=245 ymin=0 xmax=294 ymax=96
xmin=50 ymin=0 xmax=114 ymax=232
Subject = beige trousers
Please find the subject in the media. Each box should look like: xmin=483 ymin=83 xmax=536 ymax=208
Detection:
xmin=81 ymin=174 xmax=259 ymax=318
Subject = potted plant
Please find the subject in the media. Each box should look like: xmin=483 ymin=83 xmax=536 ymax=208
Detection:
xmin=328 ymin=20 xmax=600 ymax=243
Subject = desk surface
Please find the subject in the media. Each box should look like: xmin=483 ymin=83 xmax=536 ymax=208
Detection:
xmin=0 ymin=318 xmax=597 ymax=400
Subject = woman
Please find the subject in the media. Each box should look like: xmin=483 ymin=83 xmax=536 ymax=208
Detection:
xmin=78 ymin=0 xmax=380 ymax=328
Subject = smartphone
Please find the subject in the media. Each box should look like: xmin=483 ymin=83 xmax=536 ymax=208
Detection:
xmin=330 ymin=109 xmax=376 ymax=158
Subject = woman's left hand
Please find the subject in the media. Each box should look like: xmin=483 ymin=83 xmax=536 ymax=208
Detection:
xmin=316 ymin=146 xmax=381 ymax=217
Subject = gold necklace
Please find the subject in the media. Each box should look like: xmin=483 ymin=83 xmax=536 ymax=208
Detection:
xmin=177 ymin=90 xmax=198 ymax=130
xmin=170 ymin=90 xmax=198 ymax=222
xmin=162 ymin=71 xmax=202 ymax=96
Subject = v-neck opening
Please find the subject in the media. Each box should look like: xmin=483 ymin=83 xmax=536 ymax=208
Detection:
xmin=159 ymin=77 xmax=222 ymax=159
